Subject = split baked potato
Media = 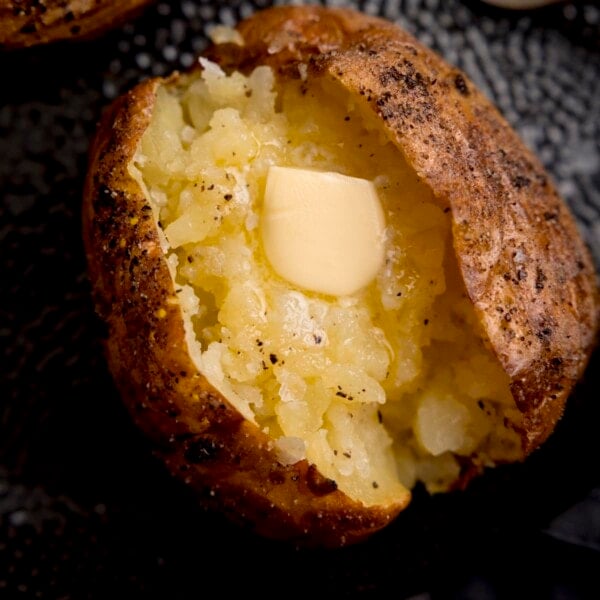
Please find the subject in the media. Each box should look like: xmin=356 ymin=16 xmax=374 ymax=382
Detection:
xmin=0 ymin=0 xmax=155 ymax=49
xmin=82 ymin=5 xmax=599 ymax=547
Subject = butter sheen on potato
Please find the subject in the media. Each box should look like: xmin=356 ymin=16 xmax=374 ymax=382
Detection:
xmin=82 ymin=6 xmax=599 ymax=547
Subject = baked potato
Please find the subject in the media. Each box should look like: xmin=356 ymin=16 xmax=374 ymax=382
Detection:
xmin=82 ymin=5 xmax=599 ymax=547
xmin=0 ymin=0 xmax=155 ymax=49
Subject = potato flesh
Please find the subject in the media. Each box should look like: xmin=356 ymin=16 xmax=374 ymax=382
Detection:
xmin=132 ymin=60 xmax=524 ymax=506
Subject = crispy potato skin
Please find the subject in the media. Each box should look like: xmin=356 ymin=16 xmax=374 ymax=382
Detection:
xmin=83 ymin=6 xmax=599 ymax=546
xmin=0 ymin=0 xmax=155 ymax=49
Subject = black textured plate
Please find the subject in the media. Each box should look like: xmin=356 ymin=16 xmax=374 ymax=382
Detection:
xmin=1 ymin=1 xmax=599 ymax=598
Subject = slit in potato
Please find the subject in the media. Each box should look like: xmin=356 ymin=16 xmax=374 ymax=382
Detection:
xmin=130 ymin=58 xmax=524 ymax=508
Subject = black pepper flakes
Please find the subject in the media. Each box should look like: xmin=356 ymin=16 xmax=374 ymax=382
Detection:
xmin=269 ymin=353 xmax=278 ymax=364
xmin=184 ymin=438 xmax=219 ymax=464
xmin=306 ymin=465 xmax=338 ymax=496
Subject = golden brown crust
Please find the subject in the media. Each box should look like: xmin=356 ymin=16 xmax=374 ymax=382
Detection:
xmin=211 ymin=5 xmax=600 ymax=454
xmin=82 ymin=72 xmax=407 ymax=549
xmin=83 ymin=5 xmax=599 ymax=546
xmin=0 ymin=0 xmax=155 ymax=49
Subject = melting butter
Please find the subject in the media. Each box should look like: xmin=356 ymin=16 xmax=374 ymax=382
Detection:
xmin=261 ymin=166 xmax=386 ymax=296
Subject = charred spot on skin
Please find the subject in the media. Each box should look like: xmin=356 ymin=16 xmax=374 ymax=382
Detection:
xmin=184 ymin=437 xmax=221 ymax=464
xmin=454 ymin=74 xmax=469 ymax=96
xmin=19 ymin=22 xmax=37 ymax=34
xmin=512 ymin=175 xmax=530 ymax=189
xmin=536 ymin=267 xmax=547 ymax=291
xmin=306 ymin=464 xmax=338 ymax=496
xmin=269 ymin=470 xmax=287 ymax=485
xmin=379 ymin=65 xmax=402 ymax=87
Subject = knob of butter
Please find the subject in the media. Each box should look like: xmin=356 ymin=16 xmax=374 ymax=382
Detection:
xmin=261 ymin=166 xmax=386 ymax=297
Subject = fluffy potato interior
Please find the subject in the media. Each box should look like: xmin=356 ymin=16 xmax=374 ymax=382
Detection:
xmin=131 ymin=59 xmax=524 ymax=507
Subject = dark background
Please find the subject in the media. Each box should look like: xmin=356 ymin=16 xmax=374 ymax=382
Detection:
xmin=1 ymin=1 xmax=599 ymax=598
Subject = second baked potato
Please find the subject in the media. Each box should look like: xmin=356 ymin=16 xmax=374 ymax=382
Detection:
xmin=82 ymin=6 xmax=599 ymax=547
xmin=0 ymin=0 xmax=155 ymax=49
